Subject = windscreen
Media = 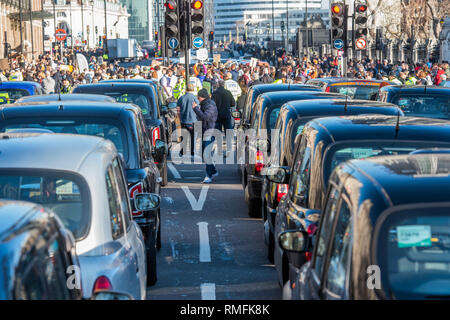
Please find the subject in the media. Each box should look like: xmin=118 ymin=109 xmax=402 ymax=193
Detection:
xmin=329 ymin=84 xmax=380 ymax=100
xmin=378 ymin=208 xmax=450 ymax=299
xmin=324 ymin=141 xmax=450 ymax=183
xmin=0 ymin=171 xmax=90 ymax=239
xmin=1 ymin=119 xmax=128 ymax=161
xmin=104 ymin=93 xmax=152 ymax=117
xmin=0 ymin=89 xmax=30 ymax=104
xmin=393 ymin=95 xmax=450 ymax=119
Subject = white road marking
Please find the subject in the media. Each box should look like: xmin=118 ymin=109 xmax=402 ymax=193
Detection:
xmin=197 ymin=222 xmax=211 ymax=263
xmin=182 ymin=186 xmax=209 ymax=211
xmin=200 ymin=283 xmax=216 ymax=300
xmin=167 ymin=162 xmax=181 ymax=179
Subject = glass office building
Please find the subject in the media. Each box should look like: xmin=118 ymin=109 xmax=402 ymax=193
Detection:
xmin=120 ymin=0 xmax=152 ymax=43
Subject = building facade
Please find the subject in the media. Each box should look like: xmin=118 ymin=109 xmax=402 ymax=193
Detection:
xmin=0 ymin=0 xmax=47 ymax=62
xmin=43 ymin=0 xmax=129 ymax=49
xmin=120 ymin=0 xmax=152 ymax=44
xmin=214 ymin=0 xmax=329 ymax=42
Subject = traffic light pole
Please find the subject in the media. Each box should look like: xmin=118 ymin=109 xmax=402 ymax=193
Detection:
xmin=185 ymin=0 xmax=191 ymax=86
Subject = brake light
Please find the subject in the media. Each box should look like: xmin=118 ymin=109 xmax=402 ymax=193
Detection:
xmin=152 ymin=127 xmax=161 ymax=146
xmin=305 ymin=251 xmax=312 ymax=261
xmin=325 ymin=86 xmax=331 ymax=92
xmin=276 ymin=184 xmax=288 ymax=202
xmin=129 ymin=182 xmax=143 ymax=216
xmin=93 ymin=276 xmax=112 ymax=293
xmin=255 ymin=150 xmax=264 ymax=173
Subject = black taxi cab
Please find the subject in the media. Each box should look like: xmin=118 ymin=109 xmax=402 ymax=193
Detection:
xmin=266 ymin=115 xmax=450 ymax=295
xmin=283 ymin=153 xmax=450 ymax=300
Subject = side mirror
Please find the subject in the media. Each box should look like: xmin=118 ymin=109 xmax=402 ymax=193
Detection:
xmin=134 ymin=193 xmax=161 ymax=211
xmin=232 ymin=111 xmax=241 ymax=119
xmin=279 ymin=230 xmax=308 ymax=253
xmin=92 ymin=291 xmax=134 ymax=300
xmin=153 ymin=139 xmax=167 ymax=157
xmin=266 ymin=167 xmax=290 ymax=184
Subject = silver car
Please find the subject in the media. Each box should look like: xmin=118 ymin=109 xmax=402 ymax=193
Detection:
xmin=0 ymin=133 xmax=160 ymax=300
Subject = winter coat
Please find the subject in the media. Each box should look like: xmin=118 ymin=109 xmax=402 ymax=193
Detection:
xmin=212 ymin=86 xmax=235 ymax=120
xmin=193 ymin=98 xmax=218 ymax=133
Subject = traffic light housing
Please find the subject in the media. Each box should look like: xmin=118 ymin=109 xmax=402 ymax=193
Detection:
xmin=191 ymin=0 xmax=204 ymax=40
xmin=331 ymin=2 xmax=346 ymax=43
xmin=209 ymin=31 xmax=214 ymax=41
xmin=354 ymin=0 xmax=368 ymax=45
xmin=165 ymin=1 xmax=180 ymax=39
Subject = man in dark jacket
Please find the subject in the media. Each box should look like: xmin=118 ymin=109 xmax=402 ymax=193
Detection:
xmin=177 ymin=83 xmax=199 ymax=156
xmin=212 ymin=80 xmax=235 ymax=133
xmin=193 ymin=89 xmax=219 ymax=183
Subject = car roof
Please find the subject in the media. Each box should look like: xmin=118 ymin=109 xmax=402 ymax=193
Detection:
xmin=283 ymin=99 xmax=401 ymax=117
xmin=0 ymin=201 xmax=43 ymax=239
xmin=308 ymin=78 xmax=391 ymax=85
xmin=0 ymin=100 xmax=139 ymax=119
xmin=0 ymin=81 xmax=40 ymax=88
xmin=344 ymin=154 xmax=450 ymax=207
xmin=308 ymin=115 xmax=450 ymax=142
xmin=17 ymin=93 xmax=117 ymax=103
xmin=0 ymin=133 xmax=116 ymax=172
xmin=259 ymin=91 xmax=345 ymax=104
xmin=251 ymin=83 xmax=320 ymax=93
xmin=74 ymin=83 xmax=155 ymax=92
xmin=380 ymin=85 xmax=450 ymax=94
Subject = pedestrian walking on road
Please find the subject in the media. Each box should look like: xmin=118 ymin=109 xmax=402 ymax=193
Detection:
xmin=212 ymin=80 xmax=235 ymax=133
xmin=193 ymin=89 xmax=219 ymax=184
xmin=177 ymin=83 xmax=200 ymax=156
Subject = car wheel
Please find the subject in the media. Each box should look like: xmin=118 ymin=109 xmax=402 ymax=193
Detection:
xmin=245 ymin=184 xmax=261 ymax=218
xmin=160 ymin=161 xmax=168 ymax=187
xmin=146 ymin=235 xmax=157 ymax=286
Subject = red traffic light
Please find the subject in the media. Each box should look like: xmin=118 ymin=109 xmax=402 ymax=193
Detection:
xmin=356 ymin=4 xmax=368 ymax=13
xmin=192 ymin=0 xmax=203 ymax=10
xmin=210 ymin=31 xmax=214 ymax=35
xmin=165 ymin=1 xmax=176 ymax=10
xmin=331 ymin=4 xmax=343 ymax=15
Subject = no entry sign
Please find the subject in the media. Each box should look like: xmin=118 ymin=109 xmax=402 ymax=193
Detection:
xmin=55 ymin=29 xmax=67 ymax=41
xmin=356 ymin=38 xmax=367 ymax=50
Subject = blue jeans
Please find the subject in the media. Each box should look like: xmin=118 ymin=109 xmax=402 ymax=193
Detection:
xmin=202 ymin=137 xmax=217 ymax=178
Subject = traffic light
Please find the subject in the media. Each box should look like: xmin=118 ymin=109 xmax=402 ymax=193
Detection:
xmin=191 ymin=0 xmax=204 ymax=39
xmin=331 ymin=2 xmax=346 ymax=42
xmin=281 ymin=21 xmax=285 ymax=33
xmin=209 ymin=31 xmax=214 ymax=41
xmin=154 ymin=31 xmax=158 ymax=41
xmin=354 ymin=0 xmax=368 ymax=42
xmin=165 ymin=1 xmax=179 ymax=39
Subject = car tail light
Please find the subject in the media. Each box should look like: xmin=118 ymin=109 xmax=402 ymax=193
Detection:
xmin=307 ymin=224 xmax=317 ymax=236
xmin=93 ymin=276 xmax=112 ymax=293
xmin=255 ymin=150 xmax=264 ymax=173
xmin=152 ymin=127 xmax=161 ymax=146
xmin=276 ymin=184 xmax=288 ymax=202
xmin=129 ymin=182 xmax=143 ymax=216
xmin=305 ymin=251 xmax=312 ymax=261
xmin=325 ymin=86 xmax=331 ymax=92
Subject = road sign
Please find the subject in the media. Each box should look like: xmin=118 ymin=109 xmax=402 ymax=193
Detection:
xmin=55 ymin=29 xmax=67 ymax=41
xmin=168 ymin=37 xmax=179 ymax=49
xmin=356 ymin=37 xmax=367 ymax=50
xmin=192 ymin=37 xmax=204 ymax=48
xmin=196 ymin=48 xmax=208 ymax=61
xmin=333 ymin=39 xmax=344 ymax=50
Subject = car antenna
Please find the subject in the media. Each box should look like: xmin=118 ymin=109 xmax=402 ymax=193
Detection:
xmin=395 ymin=110 xmax=401 ymax=138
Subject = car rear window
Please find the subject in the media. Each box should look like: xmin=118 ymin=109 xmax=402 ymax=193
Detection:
xmin=329 ymin=85 xmax=380 ymax=100
xmin=0 ymin=171 xmax=90 ymax=240
xmin=0 ymin=89 xmax=30 ymax=104
xmin=393 ymin=95 xmax=450 ymax=119
xmin=104 ymin=93 xmax=152 ymax=117
xmin=324 ymin=141 xmax=450 ymax=184
xmin=1 ymin=119 xmax=128 ymax=162
xmin=377 ymin=207 xmax=450 ymax=299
